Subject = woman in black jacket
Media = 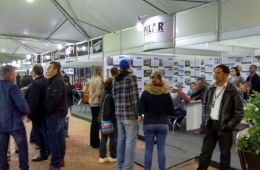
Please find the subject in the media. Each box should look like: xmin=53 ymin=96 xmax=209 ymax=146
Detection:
xmin=138 ymin=71 xmax=174 ymax=170
xmin=98 ymin=77 xmax=117 ymax=164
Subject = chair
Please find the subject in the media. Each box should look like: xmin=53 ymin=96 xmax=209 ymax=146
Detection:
xmin=79 ymin=103 xmax=89 ymax=114
xmin=168 ymin=115 xmax=186 ymax=135
xmin=234 ymin=123 xmax=249 ymax=153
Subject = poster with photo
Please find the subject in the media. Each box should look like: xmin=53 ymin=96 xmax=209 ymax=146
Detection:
xmin=185 ymin=60 xmax=190 ymax=67
xmin=200 ymin=67 xmax=205 ymax=72
xmin=33 ymin=55 xmax=41 ymax=64
xmin=228 ymin=57 xmax=236 ymax=63
xmin=137 ymin=77 xmax=143 ymax=89
xmin=174 ymin=61 xmax=178 ymax=66
xmin=106 ymin=56 xmax=114 ymax=66
xmin=159 ymin=69 xmax=165 ymax=77
xmin=132 ymin=67 xmax=142 ymax=77
xmin=132 ymin=56 xmax=142 ymax=66
xmin=178 ymin=70 xmax=184 ymax=76
xmin=205 ymin=73 xmax=213 ymax=81
xmin=143 ymin=69 xmax=152 ymax=77
xmin=205 ymin=58 xmax=214 ymax=65
xmin=165 ymin=68 xmax=173 ymax=77
xmin=243 ymin=56 xmax=252 ymax=63
xmin=113 ymin=55 xmax=129 ymax=66
xmin=222 ymin=57 xmax=229 ymax=64
xmin=65 ymin=45 xmax=74 ymax=56
xmin=185 ymin=70 xmax=191 ymax=76
xmin=236 ymin=57 xmax=243 ymax=62
xmin=179 ymin=60 xmax=185 ymax=65
xmin=164 ymin=58 xmax=173 ymax=68
xmin=205 ymin=65 xmax=213 ymax=72
xmin=241 ymin=62 xmax=251 ymax=72
xmin=178 ymin=65 xmax=184 ymax=70
xmin=159 ymin=58 xmax=164 ymax=67
xmin=42 ymin=52 xmax=52 ymax=62
xmin=174 ymin=77 xmax=178 ymax=82
xmin=185 ymin=78 xmax=191 ymax=85
xmin=143 ymin=58 xmax=151 ymax=67
xmin=253 ymin=56 xmax=260 ymax=63
xmin=174 ymin=71 xmax=178 ymax=76
xmin=153 ymin=57 xmax=159 ymax=67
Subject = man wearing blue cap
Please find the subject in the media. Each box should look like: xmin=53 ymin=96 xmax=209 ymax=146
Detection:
xmin=112 ymin=59 xmax=140 ymax=170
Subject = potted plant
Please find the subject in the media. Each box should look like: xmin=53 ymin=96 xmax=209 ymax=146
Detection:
xmin=236 ymin=91 xmax=260 ymax=170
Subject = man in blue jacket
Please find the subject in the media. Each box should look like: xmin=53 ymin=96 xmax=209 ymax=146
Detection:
xmin=0 ymin=65 xmax=30 ymax=170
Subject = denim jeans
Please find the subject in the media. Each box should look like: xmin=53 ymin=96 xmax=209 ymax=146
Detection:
xmin=117 ymin=119 xmax=139 ymax=170
xmin=99 ymin=121 xmax=117 ymax=158
xmin=143 ymin=124 xmax=169 ymax=170
xmin=90 ymin=107 xmax=100 ymax=148
xmin=46 ymin=114 xmax=66 ymax=168
xmin=32 ymin=121 xmax=48 ymax=157
xmin=0 ymin=128 xmax=29 ymax=170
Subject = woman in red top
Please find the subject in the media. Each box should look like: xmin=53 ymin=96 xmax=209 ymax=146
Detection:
xmin=74 ymin=80 xmax=82 ymax=89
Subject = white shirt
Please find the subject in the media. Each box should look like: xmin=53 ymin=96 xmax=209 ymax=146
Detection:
xmin=210 ymin=82 xmax=227 ymax=120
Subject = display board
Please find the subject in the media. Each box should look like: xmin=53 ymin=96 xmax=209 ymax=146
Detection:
xmin=104 ymin=55 xmax=174 ymax=96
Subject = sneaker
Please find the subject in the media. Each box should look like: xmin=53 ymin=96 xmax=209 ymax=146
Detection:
xmin=99 ymin=157 xmax=108 ymax=163
xmin=108 ymin=157 xmax=117 ymax=162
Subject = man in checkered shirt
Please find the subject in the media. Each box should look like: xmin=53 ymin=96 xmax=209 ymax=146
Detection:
xmin=112 ymin=59 xmax=140 ymax=170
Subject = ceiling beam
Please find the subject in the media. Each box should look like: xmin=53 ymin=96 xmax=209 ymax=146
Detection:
xmin=168 ymin=0 xmax=209 ymax=3
xmin=52 ymin=0 xmax=91 ymax=39
xmin=10 ymin=38 xmax=42 ymax=54
xmin=73 ymin=18 xmax=111 ymax=33
xmin=143 ymin=0 xmax=168 ymax=14
xmin=13 ymin=44 xmax=21 ymax=54
xmin=0 ymin=34 xmax=76 ymax=44
xmin=46 ymin=19 xmax=68 ymax=40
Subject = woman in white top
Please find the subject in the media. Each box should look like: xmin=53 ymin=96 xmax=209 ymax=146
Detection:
xmin=228 ymin=66 xmax=245 ymax=88
xmin=89 ymin=66 xmax=103 ymax=148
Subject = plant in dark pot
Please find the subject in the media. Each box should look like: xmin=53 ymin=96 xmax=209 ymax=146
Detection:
xmin=236 ymin=91 xmax=260 ymax=170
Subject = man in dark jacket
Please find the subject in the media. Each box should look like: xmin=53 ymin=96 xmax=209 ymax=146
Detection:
xmin=0 ymin=65 xmax=30 ymax=170
xmin=25 ymin=64 xmax=49 ymax=161
xmin=20 ymin=73 xmax=28 ymax=88
xmin=61 ymin=71 xmax=70 ymax=84
xmin=190 ymin=77 xmax=209 ymax=134
xmin=197 ymin=64 xmax=243 ymax=170
xmin=46 ymin=61 xmax=67 ymax=170
xmin=246 ymin=64 xmax=260 ymax=94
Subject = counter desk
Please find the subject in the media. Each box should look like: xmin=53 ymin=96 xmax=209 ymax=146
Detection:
xmin=181 ymin=100 xmax=202 ymax=131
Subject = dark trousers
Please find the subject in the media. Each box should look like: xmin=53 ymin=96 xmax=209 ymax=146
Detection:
xmin=197 ymin=120 xmax=233 ymax=170
xmin=90 ymin=106 xmax=100 ymax=148
xmin=46 ymin=114 xmax=66 ymax=168
xmin=99 ymin=121 xmax=117 ymax=158
xmin=0 ymin=128 xmax=29 ymax=170
xmin=32 ymin=121 xmax=49 ymax=157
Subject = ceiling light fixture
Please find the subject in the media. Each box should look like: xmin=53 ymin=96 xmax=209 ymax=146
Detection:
xmin=27 ymin=0 xmax=33 ymax=2
xmin=57 ymin=44 xmax=63 ymax=50
xmin=136 ymin=15 xmax=150 ymax=31
xmin=26 ymin=54 xmax=31 ymax=59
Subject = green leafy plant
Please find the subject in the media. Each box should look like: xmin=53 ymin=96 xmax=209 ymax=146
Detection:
xmin=236 ymin=91 xmax=260 ymax=154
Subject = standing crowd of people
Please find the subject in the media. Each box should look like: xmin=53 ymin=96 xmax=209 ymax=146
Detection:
xmin=1 ymin=60 xmax=259 ymax=170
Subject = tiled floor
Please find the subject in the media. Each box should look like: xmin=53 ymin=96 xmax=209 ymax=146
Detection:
xmin=8 ymin=116 xmax=216 ymax=170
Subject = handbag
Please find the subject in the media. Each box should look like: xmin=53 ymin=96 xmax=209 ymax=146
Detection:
xmin=101 ymin=94 xmax=114 ymax=134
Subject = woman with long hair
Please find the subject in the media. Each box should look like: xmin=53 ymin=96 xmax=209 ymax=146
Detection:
xmin=228 ymin=66 xmax=245 ymax=88
xmin=138 ymin=71 xmax=174 ymax=170
xmin=89 ymin=66 xmax=103 ymax=148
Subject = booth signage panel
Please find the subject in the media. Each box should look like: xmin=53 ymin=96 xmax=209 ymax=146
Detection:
xmin=90 ymin=38 xmax=103 ymax=54
xmin=143 ymin=15 xmax=174 ymax=51
xmin=77 ymin=42 xmax=88 ymax=56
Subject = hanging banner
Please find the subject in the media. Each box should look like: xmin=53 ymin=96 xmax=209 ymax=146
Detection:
xmin=90 ymin=38 xmax=103 ymax=54
xmin=77 ymin=41 xmax=88 ymax=56
xmin=42 ymin=52 xmax=52 ymax=63
xmin=65 ymin=45 xmax=74 ymax=56
xmin=33 ymin=55 xmax=41 ymax=64
xmin=143 ymin=14 xmax=174 ymax=51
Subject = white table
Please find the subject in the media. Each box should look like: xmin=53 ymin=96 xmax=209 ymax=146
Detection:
xmin=181 ymin=100 xmax=202 ymax=131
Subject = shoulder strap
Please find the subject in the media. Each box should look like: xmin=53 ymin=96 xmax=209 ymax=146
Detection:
xmin=101 ymin=94 xmax=111 ymax=120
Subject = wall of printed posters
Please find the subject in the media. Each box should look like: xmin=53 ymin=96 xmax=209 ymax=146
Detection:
xmin=104 ymin=55 xmax=174 ymax=95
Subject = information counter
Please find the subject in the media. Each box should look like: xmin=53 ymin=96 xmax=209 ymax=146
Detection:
xmin=181 ymin=100 xmax=202 ymax=131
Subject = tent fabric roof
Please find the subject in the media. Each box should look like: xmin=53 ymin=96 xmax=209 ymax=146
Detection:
xmin=0 ymin=0 xmax=213 ymax=63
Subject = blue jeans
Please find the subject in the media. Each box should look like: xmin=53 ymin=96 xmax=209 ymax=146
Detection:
xmin=117 ymin=119 xmax=139 ymax=170
xmin=46 ymin=114 xmax=66 ymax=168
xmin=143 ymin=124 xmax=169 ymax=170
xmin=0 ymin=128 xmax=29 ymax=170
xmin=32 ymin=121 xmax=48 ymax=157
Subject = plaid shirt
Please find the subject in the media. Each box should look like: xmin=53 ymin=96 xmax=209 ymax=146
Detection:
xmin=112 ymin=72 xmax=139 ymax=120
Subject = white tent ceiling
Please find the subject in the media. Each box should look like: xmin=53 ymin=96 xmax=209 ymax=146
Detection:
xmin=0 ymin=0 xmax=215 ymax=63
